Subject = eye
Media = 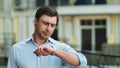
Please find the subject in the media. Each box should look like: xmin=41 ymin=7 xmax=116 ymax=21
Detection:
xmin=42 ymin=21 xmax=49 ymax=25
xmin=51 ymin=24 xmax=56 ymax=28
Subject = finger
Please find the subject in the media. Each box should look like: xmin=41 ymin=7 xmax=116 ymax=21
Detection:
xmin=40 ymin=45 xmax=46 ymax=53
xmin=42 ymin=50 xmax=49 ymax=56
xmin=34 ymin=50 xmax=39 ymax=56
xmin=34 ymin=49 xmax=42 ymax=56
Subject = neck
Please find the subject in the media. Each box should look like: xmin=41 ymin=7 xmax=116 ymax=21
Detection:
xmin=33 ymin=32 xmax=47 ymax=45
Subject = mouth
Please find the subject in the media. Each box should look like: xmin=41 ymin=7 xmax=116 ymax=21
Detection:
xmin=43 ymin=32 xmax=50 ymax=36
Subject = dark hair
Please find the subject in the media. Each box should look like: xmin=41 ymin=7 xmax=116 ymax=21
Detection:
xmin=35 ymin=6 xmax=59 ymax=24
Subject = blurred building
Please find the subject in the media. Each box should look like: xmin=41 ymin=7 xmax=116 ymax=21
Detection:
xmin=0 ymin=0 xmax=120 ymax=58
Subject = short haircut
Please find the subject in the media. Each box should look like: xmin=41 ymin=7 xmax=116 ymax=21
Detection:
xmin=35 ymin=6 xmax=59 ymax=24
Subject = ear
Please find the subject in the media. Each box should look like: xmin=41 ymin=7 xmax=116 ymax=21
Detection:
xmin=34 ymin=18 xmax=37 ymax=25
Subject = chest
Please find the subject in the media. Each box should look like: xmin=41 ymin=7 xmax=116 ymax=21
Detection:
xmin=15 ymin=49 xmax=62 ymax=68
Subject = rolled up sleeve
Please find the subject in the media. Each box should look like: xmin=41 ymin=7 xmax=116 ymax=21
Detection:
xmin=58 ymin=43 xmax=87 ymax=68
xmin=67 ymin=53 xmax=87 ymax=68
xmin=63 ymin=52 xmax=87 ymax=68
xmin=76 ymin=53 xmax=87 ymax=67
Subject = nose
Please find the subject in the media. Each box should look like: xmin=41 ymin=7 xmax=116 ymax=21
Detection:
xmin=46 ymin=25 xmax=51 ymax=31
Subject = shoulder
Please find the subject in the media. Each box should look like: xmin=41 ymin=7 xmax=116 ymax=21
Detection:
xmin=49 ymin=37 xmax=70 ymax=49
xmin=11 ymin=38 xmax=29 ymax=50
xmin=49 ymin=37 xmax=67 ymax=45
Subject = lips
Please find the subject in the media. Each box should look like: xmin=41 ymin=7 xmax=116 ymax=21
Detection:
xmin=43 ymin=32 xmax=50 ymax=36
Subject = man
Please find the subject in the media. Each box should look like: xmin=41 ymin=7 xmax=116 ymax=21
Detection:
xmin=7 ymin=6 xmax=87 ymax=68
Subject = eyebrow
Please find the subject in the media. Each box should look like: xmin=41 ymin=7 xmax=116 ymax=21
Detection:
xmin=43 ymin=19 xmax=56 ymax=24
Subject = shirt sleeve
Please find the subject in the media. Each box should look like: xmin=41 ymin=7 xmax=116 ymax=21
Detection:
xmin=75 ymin=52 xmax=87 ymax=68
xmin=7 ymin=47 xmax=18 ymax=68
xmin=62 ymin=44 xmax=87 ymax=68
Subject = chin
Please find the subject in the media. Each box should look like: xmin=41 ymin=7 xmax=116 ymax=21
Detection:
xmin=43 ymin=36 xmax=49 ymax=39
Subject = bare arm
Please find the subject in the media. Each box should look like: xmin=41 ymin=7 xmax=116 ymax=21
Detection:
xmin=34 ymin=45 xmax=80 ymax=66
xmin=54 ymin=48 xmax=80 ymax=66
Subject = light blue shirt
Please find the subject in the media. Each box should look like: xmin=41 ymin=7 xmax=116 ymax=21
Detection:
xmin=7 ymin=37 xmax=87 ymax=68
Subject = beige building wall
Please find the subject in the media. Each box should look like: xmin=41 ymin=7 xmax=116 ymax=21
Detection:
xmin=0 ymin=0 xmax=4 ymax=10
xmin=107 ymin=15 xmax=117 ymax=44
xmin=0 ymin=12 xmax=35 ymax=42
xmin=58 ymin=14 xmax=120 ymax=50
xmin=0 ymin=0 xmax=120 ymax=53
xmin=107 ymin=0 xmax=117 ymax=5
xmin=107 ymin=0 xmax=120 ymax=5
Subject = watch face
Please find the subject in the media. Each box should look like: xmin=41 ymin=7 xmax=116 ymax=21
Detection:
xmin=51 ymin=46 xmax=56 ymax=55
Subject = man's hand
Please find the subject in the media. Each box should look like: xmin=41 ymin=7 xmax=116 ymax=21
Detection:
xmin=34 ymin=45 xmax=54 ymax=56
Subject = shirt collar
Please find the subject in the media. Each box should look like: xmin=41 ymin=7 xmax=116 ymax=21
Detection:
xmin=26 ymin=36 xmax=56 ymax=43
xmin=47 ymin=37 xmax=56 ymax=43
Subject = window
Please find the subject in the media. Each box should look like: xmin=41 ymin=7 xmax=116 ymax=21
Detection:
xmin=80 ymin=19 xmax=106 ymax=51
xmin=74 ymin=0 xmax=106 ymax=5
xmin=60 ymin=0 xmax=69 ymax=5
xmin=49 ymin=0 xmax=57 ymax=6
xmin=36 ymin=0 xmax=45 ymax=7
xmin=95 ymin=19 xmax=106 ymax=25
xmin=95 ymin=0 xmax=106 ymax=4
xmin=81 ymin=20 xmax=92 ymax=25
xmin=74 ymin=0 xmax=92 ymax=5
xmin=36 ymin=0 xmax=69 ymax=7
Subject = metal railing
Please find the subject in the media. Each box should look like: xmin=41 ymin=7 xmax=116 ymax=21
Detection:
xmin=0 ymin=32 xmax=16 ymax=57
xmin=0 ymin=32 xmax=16 ymax=67
xmin=82 ymin=50 xmax=120 ymax=68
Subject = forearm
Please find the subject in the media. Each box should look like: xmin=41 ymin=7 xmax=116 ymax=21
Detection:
xmin=55 ymin=48 xmax=80 ymax=66
xmin=34 ymin=45 xmax=80 ymax=66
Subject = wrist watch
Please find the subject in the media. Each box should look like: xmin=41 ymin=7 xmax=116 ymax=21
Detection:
xmin=51 ymin=46 xmax=56 ymax=55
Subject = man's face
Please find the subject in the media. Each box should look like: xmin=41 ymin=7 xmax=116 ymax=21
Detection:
xmin=35 ymin=15 xmax=57 ymax=39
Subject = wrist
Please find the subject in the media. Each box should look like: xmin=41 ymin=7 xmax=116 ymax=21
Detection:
xmin=51 ymin=46 xmax=56 ymax=55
